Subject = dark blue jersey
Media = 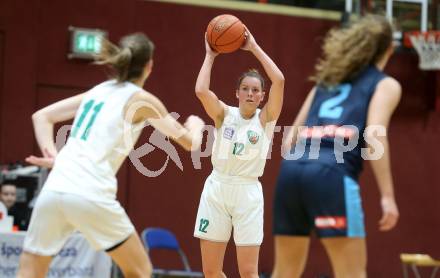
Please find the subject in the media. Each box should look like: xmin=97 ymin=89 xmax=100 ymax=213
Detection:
xmin=292 ymin=66 xmax=387 ymax=179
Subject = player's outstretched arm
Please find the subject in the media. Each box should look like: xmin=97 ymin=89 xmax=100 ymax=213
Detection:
xmin=126 ymin=91 xmax=204 ymax=152
xmin=26 ymin=93 xmax=85 ymax=167
xmin=195 ymin=35 xmax=227 ymax=128
xmin=366 ymin=77 xmax=401 ymax=231
xmin=241 ymin=27 xmax=285 ymax=124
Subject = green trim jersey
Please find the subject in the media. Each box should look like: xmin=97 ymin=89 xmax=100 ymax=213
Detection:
xmin=43 ymin=80 xmax=143 ymax=202
xmin=211 ymin=106 xmax=273 ymax=178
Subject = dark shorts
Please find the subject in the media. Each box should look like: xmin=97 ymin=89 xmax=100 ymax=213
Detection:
xmin=273 ymin=160 xmax=365 ymax=238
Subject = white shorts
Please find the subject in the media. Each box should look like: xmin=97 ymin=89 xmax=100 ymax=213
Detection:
xmin=24 ymin=190 xmax=135 ymax=256
xmin=194 ymin=171 xmax=264 ymax=246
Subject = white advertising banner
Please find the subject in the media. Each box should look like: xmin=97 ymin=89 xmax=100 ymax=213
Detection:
xmin=0 ymin=232 xmax=112 ymax=277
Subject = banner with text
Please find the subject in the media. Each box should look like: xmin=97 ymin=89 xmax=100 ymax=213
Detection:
xmin=0 ymin=232 xmax=112 ymax=278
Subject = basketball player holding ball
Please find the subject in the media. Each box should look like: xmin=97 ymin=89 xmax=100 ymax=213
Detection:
xmin=194 ymin=15 xmax=285 ymax=278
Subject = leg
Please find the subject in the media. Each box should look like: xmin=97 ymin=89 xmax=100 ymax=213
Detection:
xmin=231 ymin=182 xmax=265 ymax=278
xmin=236 ymin=245 xmax=260 ymax=278
xmin=195 ymin=177 xmax=233 ymax=278
xmin=107 ymin=233 xmax=152 ymax=278
xmin=19 ymin=191 xmax=73 ymax=278
xmin=272 ymin=236 xmax=310 ymax=278
xmin=300 ymin=165 xmax=366 ymax=277
xmin=59 ymin=195 xmax=150 ymax=277
xmin=17 ymin=252 xmax=52 ymax=278
xmin=272 ymin=161 xmax=312 ymax=278
xmin=200 ymin=239 xmax=228 ymax=278
xmin=321 ymin=237 xmax=367 ymax=278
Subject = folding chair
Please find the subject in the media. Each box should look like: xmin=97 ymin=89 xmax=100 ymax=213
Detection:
xmin=141 ymin=228 xmax=204 ymax=278
xmin=401 ymin=253 xmax=440 ymax=278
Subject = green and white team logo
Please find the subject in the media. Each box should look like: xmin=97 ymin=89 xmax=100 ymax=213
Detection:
xmin=247 ymin=130 xmax=259 ymax=145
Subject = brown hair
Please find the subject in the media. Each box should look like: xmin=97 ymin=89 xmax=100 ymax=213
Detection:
xmin=311 ymin=14 xmax=393 ymax=87
xmin=237 ymin=69 xmax=265 ymax=91
xmin=95 ymin=32 xmax=155 ymax=82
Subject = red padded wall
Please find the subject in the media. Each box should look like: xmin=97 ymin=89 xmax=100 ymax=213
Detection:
xmin=1 ymin=0 xmax=439 ymax=277
xmin=0 ymin=32 xmax=4 ymax=161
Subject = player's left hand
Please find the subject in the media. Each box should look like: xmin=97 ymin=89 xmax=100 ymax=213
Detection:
xmin=204 ymin=33 xmax=219 ymax=57
xmin=241 ymin=26 xmax=257 ymax=51
xmin=25 ymin=148 xmax=56 ymax=168
xmin=379 ymin=196 xmax=399 ymax=231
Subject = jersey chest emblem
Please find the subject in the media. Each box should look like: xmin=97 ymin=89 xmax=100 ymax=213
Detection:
xmin=223 ymin=127 xmax=235 ymax=140
xmin=247 ymin=130 xmax=259 ymax=145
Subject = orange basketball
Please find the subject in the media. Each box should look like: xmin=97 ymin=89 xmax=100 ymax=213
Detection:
xmin=206 ymin=14 xmax=246 ymax=53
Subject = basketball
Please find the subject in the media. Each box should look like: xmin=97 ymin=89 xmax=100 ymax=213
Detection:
xmin=206 ymin=14 xmax=246 ymax=53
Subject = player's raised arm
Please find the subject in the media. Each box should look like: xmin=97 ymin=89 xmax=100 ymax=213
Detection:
xmin=241 ymin=27 xmax=285 ymax=124
xmin=126 ymin=91 xmax=204 ymax=152
xmin=195 ymin=35 xmax=227 ymax=128
xmin=26 ymin=93 xmax=86 ymax=168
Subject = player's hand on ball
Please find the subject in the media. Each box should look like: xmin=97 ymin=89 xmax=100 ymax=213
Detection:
xmin=205 ymin=33 xmax=219 ymax=57
xmin=25 ymin=148 xmax=56 ymax=169
xmin=379 ymin=196 xmax=399 ymax=231
xmin=241 ymin=26 xmax=257 ymax=52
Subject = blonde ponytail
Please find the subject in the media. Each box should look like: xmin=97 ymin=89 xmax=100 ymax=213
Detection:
xmin=95 ymin=33 xmax=154 ymax=82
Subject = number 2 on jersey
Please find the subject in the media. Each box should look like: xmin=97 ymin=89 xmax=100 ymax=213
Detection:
xmin=71 ymin=99 xmax=104 ymax=140
xmin=318 ymin=83 xmax=352 ymax=119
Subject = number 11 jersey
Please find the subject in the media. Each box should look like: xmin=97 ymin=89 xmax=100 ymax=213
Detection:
xmin=43 ymin=80 xmax=143 ymax=202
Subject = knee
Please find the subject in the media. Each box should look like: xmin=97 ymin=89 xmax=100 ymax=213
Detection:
xmin=238 ymin=266 xmax=258 ymax=278
xmin=16 ymin=270 xmax=36 ymax=278
xmin=124 ymin=270 xmax=151 ymax=278
xmin=272 ymin=269 xmax=302 ymax=278
xmin=146 ymin=260 xmax=153 ymax=273
xmin=334 ymin=266 xmax=366 ymax=278
xmin=123 ymin=262 xmax=152 ymax=278
xmin=17 ymin=253 xmax=51 ymax=278
xmin=203 ymin=268 xmax=223 ymax=278
xmin=347 ymin=268 xmax=366 ymax=278
xmin=273 ymin=264 xmax=303 ymax=278
xmin=144 ymin=261 xmax=153 ymax=277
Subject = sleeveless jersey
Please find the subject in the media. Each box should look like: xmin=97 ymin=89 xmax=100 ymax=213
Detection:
xmin=211 ymin=106 xmax=273 ymax=178
xmin=295 ymin=66 xmax=387 ymax=179
xmin=43 ymin=80 xmax=143 ymax=202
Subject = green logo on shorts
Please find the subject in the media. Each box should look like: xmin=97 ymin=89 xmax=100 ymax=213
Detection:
xmin=199 ymin=218 xmax=209 ymax=233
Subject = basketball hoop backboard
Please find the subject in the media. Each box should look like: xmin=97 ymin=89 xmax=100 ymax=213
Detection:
xmin=347 ymin=0 xmax=437 ymax=45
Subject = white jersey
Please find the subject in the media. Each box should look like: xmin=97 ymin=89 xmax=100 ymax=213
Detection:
xmin=43 ymin=80 xmax=143 ymax=202
xmin=211 ymin=106 xmax=273 ymax=178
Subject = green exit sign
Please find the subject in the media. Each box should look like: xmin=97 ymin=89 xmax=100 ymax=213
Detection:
xmin=68 ymin=26 xmax=107 ymax=59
